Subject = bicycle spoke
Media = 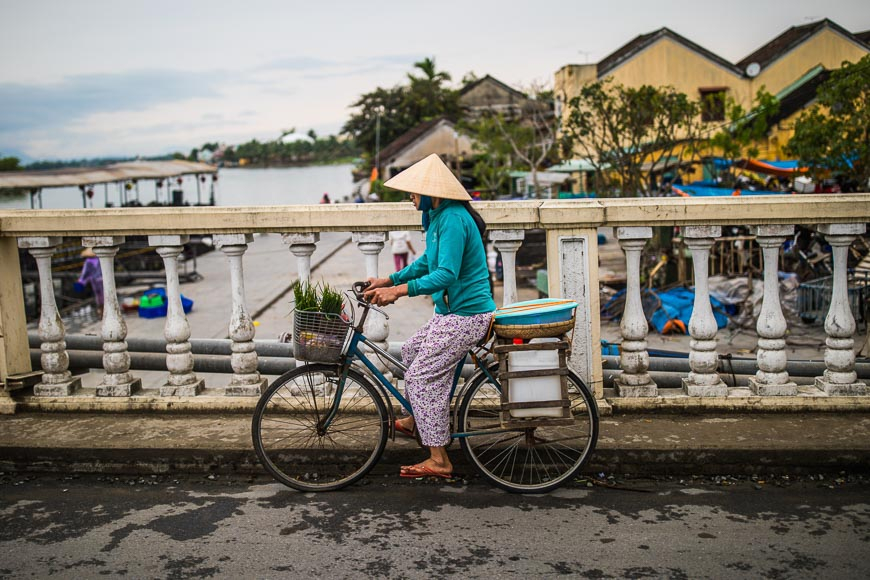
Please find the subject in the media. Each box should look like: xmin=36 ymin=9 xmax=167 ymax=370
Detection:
xmin=252 ymin=364 xmax=387 ymax=492
xmin=459 ymin=366 xmax=599 ymax=493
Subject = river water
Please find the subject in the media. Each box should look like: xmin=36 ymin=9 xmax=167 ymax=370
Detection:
xmin=0 ymin=164 xmax=357 ymax=210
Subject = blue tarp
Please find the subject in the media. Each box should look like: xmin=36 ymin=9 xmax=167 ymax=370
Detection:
xmin=600 ymin=340 xmax=690 ymax=358
xmin=705 ymin=157 xmax=802 ymax=171
xmin=601 ymin=287 xmax=731 ymax=334
xmin=757 ymin=160 xmax=802 ymax=170
xmin=674 ymin=184 xmax=789 ymax=197
xmin=649 ymin=287 xmax=730 ymax=333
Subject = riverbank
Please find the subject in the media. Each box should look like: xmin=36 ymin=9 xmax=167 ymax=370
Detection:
xmin=0 ymin=163 xmax=357 ymax=210
xmin=224 ymin=156 xmax=359 ymax=169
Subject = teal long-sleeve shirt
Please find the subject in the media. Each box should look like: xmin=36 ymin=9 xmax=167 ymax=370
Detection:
xmin=389 ymin=200 xmax=495 ymax=316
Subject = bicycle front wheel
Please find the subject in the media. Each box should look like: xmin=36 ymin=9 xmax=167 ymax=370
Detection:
xmin=458 ymin=363 xmax=599 ymax=494
xmin=252 ymin=363 xmax=388 ymax=492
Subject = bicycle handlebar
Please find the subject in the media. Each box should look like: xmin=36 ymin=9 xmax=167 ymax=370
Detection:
xmin=352 ymin=280 xmax=370 ymax=300
xmin=350 ymin=281 xmax=390 ymax=321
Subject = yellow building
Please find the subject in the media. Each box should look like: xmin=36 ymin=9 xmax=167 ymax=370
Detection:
xmin=555 ymin=19 xmax=869 ymax=180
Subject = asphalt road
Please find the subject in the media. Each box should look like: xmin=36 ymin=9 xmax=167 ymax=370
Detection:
xmin=1 ymin=472 xmax=868 ymax=579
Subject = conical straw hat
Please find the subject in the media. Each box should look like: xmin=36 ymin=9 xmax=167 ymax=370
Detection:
xmin=383 ymin=154 xmax=471 ymax=201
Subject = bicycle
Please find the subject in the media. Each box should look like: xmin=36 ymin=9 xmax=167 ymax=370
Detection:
xmin=251 ymin=282 xmax=599 ymax=493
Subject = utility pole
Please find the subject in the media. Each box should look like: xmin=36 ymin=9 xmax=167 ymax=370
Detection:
xmin=375 ymin=110 xmax=381 ymax=176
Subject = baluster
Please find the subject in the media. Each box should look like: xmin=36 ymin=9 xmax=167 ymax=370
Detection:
xmin=83 ymin=237 xmax=141 ymax=396
xmin=18 ymin=237 xmax=81 ymax=395
xmin=615 ymin=227 xmax=657 ymax=396
xmin=282 ymin=233 xmax=319 ymax=283
xmin=815 ymin=223 xmax=868 ymax=396
xmin=682 ymin=226 xmax=728 ymax=396
xmin=353 ymin=232 xmax=391 ymax=375
xmin=490 ymin=230 xmax=524 ymax=306
xmin=148 ymin=235 xmax=204 ymax=396
xmin=283 ymin=233 xmax=320 ymax=366
xmin=215 ymin=234 xmax=267 ymax=396
xmin=748 ymin=226 xmax=797 ymax=396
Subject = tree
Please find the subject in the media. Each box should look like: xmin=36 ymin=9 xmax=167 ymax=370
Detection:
xmin=342 ymin=85 xmax=411 ymax=157
xmin=786 ymin=55 xmax=870 ymax=190
xmin=342 ymin=58 xmax=460 ymax=161
xmin=707 ymin=88 xmax=779 ymax=184
xmin=462 ymin=113 xmax=513 ymax=197
xmin=463 ymin=84 xmax=558 ymax=198
xmin=561 ymin=80 xmax=702 ymax=197
xmin=0 ymin=156 xmax=21 ymax=171
xmin=405 ymin=57 xmax=459 ymax=122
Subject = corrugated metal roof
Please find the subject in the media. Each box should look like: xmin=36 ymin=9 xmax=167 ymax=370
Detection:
xmin=549 ymin=159 xmax=597 ymax=172
xmin=0 ymin=160 xmax=217 ymax=189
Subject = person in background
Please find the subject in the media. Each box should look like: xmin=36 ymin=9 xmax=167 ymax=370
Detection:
xmin=389 ymin=230 xmax=416 ymax=272
xmin=320 ymin=192 xmax=331 ymax=204
xmin=364 ymin=154 xmax=495 ymax=479
xmin=76 ymin=248 xmax=104 ymax=316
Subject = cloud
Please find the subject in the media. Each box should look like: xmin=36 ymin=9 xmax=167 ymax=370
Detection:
xmin=0 ymin=69 xmax=228 ymax=133
xmin=258 ymin=52 xmax=424 ymax=81
xmin=257 ymin=56 xmax=338 ymax=71
xmin=0 ymin=50 xmax=444 ymax=158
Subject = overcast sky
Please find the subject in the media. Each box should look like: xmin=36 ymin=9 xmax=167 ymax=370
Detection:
xmin=2 ymin=0 xmax=869 ymax=161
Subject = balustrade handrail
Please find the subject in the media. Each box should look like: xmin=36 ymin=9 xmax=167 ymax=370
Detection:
xmin=1 ymin=194 xmax=869 ymax=237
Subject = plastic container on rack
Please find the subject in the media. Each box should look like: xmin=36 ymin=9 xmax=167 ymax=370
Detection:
xmin=507 ymin=338 xmax=563 ymax=418
xmin=494 ymin=298 xmax=578 ymax=326
xmin=493 ymin=299 xmax=578 ymax=339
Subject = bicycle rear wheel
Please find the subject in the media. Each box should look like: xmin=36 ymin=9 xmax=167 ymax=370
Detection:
xmin=252 ymin=363 xmax=388 ymax=492
xmin=458 ymin=363 xmax=599 ymax=494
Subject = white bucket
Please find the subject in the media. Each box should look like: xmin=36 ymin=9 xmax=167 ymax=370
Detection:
xmin=508 ymin=342 xmax=563 ymax=418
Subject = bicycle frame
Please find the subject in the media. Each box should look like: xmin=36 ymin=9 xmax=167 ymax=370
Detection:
xmin=315 ymin=283 xmax=501 ymax=438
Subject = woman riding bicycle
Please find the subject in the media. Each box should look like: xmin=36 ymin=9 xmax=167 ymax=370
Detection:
xmin=364 ymin=154 xmax=495 ymax=479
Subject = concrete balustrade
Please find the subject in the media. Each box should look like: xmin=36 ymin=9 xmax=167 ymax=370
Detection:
xmin=84 ymin=236 xmax=142 ymax=397
xmin=749 ymin=226 xmax=798 ymax=396
xmin=149 ymin=235 xmax=204 ymax=396
xmin=2 ymin=195 xmax=870 ymax=410
xmin=17 ymin=236 xmax=81 ymax=396
xmin=682 ymin=226 xmax=729 ymax=397
xmin=614 ymin=227 xmax=656 ymax=397
xmin=215 ymin=234 xmax=267 ymax=396
xmin=815 ymin=223 xmax=869 ymax=396
xmin=490 ymin=230 xmax=525 ymax=307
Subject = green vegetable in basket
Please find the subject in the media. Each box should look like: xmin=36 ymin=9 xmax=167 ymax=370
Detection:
xmin=293 ymin=282 xmax=320 ymax=312
xmin=319 ymin=284 xmax=344 ymax=316
xmin=292 ymin=281 xmax=345 ymax=315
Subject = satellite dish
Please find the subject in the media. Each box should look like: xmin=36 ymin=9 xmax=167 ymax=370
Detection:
xmin=745 ymin=62 xmax=761 ymax=78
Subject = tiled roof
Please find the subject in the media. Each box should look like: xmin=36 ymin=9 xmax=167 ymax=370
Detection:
xmin=737 ymin=19 xmax=869 ymax=71
xmin=597 ymin=28 xmax=743 ymax=78
xmin=459 ymin=74 xmax=526 ymax=99
xmin=377 ymin=117 xmax=449 ymax=164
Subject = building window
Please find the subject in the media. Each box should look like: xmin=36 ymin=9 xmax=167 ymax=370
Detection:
xmin=699 ymin=88 xmax=727 ymax=122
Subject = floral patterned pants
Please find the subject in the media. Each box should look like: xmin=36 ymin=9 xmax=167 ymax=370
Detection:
xmin=401 ymin=312 xmax=493 ymax=447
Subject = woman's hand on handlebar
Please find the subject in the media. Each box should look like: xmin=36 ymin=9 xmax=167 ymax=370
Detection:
xmin=364 ymin=279 xmax=408 ymax=307
xmin=365 ymin=277 xmax=392 ymax=291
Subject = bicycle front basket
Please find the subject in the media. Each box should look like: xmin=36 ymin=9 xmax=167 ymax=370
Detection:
xmin=293 ymin=310 xmax=350 ymax=363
